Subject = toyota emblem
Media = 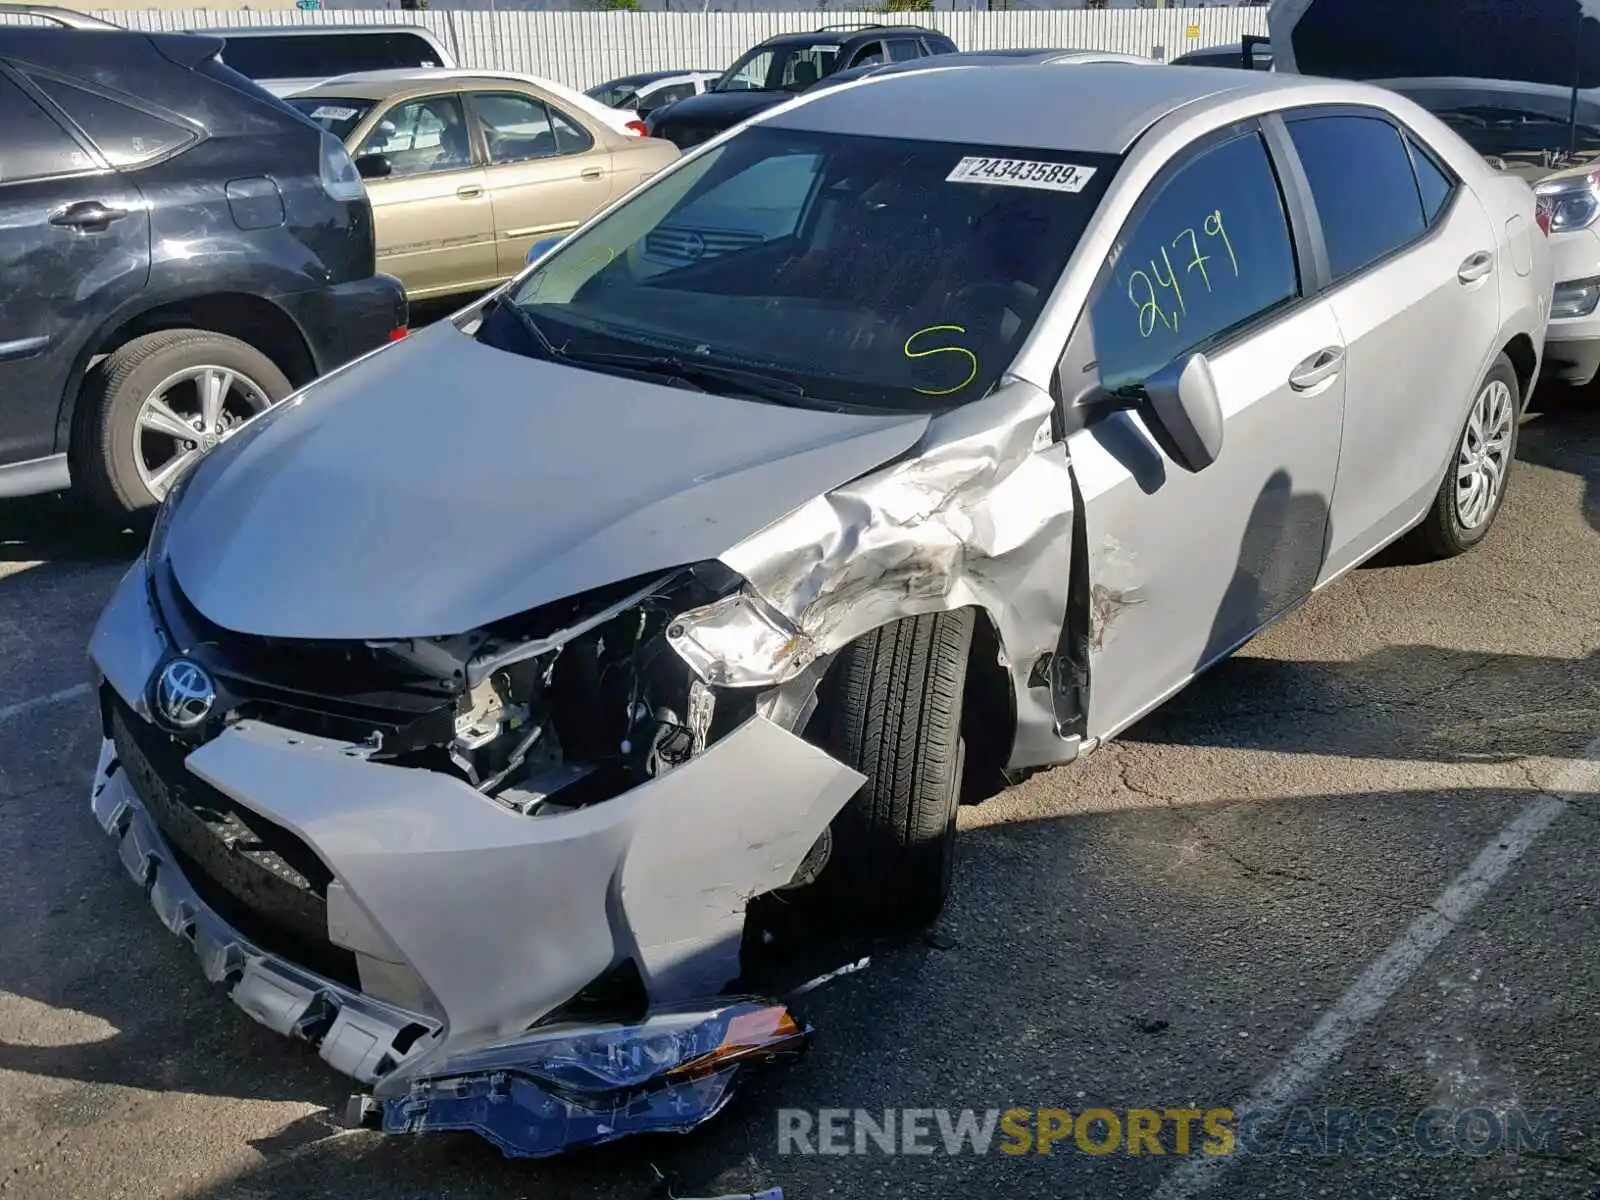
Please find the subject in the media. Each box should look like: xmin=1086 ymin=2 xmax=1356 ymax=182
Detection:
xmin=153 ymin=658 xmax=216 ymax=730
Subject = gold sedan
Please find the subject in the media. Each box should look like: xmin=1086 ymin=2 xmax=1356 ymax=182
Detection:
xmin=289 ymin=70 xmax=680 ymax=300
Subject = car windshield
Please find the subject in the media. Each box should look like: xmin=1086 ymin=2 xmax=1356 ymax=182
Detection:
xmin=489 ymin=126 xmax=1119 ymax=413
xmin=713 ymin=43 xmax=843 ymax=93
xmin=286 ymin=96 xmax=375 ymax=141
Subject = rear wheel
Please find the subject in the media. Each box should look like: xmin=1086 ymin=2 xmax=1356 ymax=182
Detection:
xmin=800 ymin=609 xmax=975 ymax=933
xmin=1408 ymin=353 xmax=1520 ymax=559
xmin=72 ymin=330 xmax=290 ymax=517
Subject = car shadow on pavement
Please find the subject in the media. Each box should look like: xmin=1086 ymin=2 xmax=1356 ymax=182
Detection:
xmin=1123 ymin=641 xmax=1600 ymax=766
xmin=0 ymin=492 xmax=143 ymax=564
xmin=1519 ymin=383 xmax=1600 ymax=535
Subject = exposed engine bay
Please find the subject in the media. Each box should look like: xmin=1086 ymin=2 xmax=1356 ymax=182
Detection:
xmin=145 ymin=554 xmax=823 ymax=819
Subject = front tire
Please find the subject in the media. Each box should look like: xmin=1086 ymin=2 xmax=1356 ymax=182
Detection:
xmin=72 ymin=330 xmax=291 ymax=518
xmin=1408 ymin=353 xmax=1520 ymax=559
xmin=803 ymin=609 xmax=975 ymax=933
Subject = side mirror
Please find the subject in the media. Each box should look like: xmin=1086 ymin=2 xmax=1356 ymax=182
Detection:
xmin=525 ymin=234 xmax=565 ymax=265
xmin=1142 ymin=352 xmax=1224 ymax=473
xmin=354 ymin=152 xmax=392 ymax=179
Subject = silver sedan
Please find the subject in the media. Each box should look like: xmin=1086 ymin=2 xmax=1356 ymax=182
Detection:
xmin=87 ymin=61 xmax=1551 ymax=1158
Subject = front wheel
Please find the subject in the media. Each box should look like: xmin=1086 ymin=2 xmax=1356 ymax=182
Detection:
xmin=1408 ymin=353 xmax=1520 ymax=559
xmin=800 ymin=609 xmax=975 ymax=933
xmin=72 ymin=329 xmax=291 ymax=517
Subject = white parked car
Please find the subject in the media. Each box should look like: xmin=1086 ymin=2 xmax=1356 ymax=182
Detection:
xmin=586 ymin=69 xmax=721 ymax=119
xmin=89 ymin=61 xmax=1549 ymax=1162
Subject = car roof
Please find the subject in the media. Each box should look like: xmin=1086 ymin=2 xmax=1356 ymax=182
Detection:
xmin=756 ymin=23 xmax=938 ymax=47
xmin=194 ymin=24 xmax=441 ymax=39
xmin=598 ymin=69 xmax=686 ymax=87
xmin=770 ymin=61 xmax=1324 ymax=153
xmin=293 ymin=69 xmax=552 ymax=101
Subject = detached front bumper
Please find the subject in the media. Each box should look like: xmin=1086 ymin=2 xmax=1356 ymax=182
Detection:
xmin=87 ymin=557 xmax=861 ymax=1148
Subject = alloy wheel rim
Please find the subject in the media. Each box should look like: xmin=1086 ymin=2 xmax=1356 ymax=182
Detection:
xmin=1454 ymin=379 xmax=1513 ymax=530
xmin=134 ymin=364 xmax=272 ymax=500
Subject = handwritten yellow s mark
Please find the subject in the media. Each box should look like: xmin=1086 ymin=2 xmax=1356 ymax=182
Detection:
xmin=904 ymin=324 xmax=979 ymax=396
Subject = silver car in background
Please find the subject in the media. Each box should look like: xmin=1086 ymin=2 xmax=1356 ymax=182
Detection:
xmin=87 ymin=62 xmax=1550 ymax=1157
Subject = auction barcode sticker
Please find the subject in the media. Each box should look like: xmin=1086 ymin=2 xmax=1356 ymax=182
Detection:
xmin=946 ymin=157 xmax=1098 ymax=193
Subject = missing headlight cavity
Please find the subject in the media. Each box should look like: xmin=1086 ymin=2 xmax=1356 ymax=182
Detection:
xmin=227 ymin=561 xmax=777 ymax=812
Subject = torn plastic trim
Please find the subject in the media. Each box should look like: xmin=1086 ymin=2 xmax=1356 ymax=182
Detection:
xmin=89 ymin=738 xmax=443 ymax=1084
xmin=721 ymin=379 xmax=1081 ymax=770
xmin=373 ymin=1001 xmax=808 ymax=1159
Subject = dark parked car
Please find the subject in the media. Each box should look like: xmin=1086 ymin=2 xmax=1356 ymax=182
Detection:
xmin=0 ymin=27 xmax=408 ymax=514
xmin=1171 ymin=37 xmax=1274 ymax=70
xmin=645 ymin=23 xmax=957 ymax=149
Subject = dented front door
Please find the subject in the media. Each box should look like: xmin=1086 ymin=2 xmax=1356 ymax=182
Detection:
xmin=1060 ymin=124 xmax=1346 ymax=743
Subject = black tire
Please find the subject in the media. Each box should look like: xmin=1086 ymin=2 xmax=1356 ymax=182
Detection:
xmin=71 ymin=329 xmax=292 ymax=518
xmin=1407 ymin=353 xmax=1521 ymax=560
xmin=804 ymin=609 xmax=975 ymax=932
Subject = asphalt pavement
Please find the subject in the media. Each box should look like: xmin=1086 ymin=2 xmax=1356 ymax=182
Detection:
xmin=0 ymin=390 xmax=1595 ymax=1200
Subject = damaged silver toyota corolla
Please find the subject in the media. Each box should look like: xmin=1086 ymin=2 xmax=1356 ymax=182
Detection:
xmin=88 ymin=62 xmax=1549 ymax=1157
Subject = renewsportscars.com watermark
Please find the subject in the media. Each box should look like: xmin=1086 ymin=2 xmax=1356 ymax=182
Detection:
xmin=777 ymin=1106 xmax=1565 ymax=1158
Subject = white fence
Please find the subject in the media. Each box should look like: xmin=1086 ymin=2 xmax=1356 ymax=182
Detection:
xmin=79 ymin=7 xmax=1268 ymax=88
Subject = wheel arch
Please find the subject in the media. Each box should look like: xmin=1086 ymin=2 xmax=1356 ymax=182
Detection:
xmin=1501 ymin=332 xmax=1538 ymax=408
xmin=56 ymin=290 xmax=316 ymax=452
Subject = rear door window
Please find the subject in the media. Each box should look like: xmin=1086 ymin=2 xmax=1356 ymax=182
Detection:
xmin=0 ymin=72 xmax=97 ymax=183
xmin=218 ymin=31 xmax=443 ymax=81
xmin=1088 ymin=129 xmax=1300 ymax=393
xmin=24 ymin=74 xmax=195 ymax=168
xmin=887 ymin=39 xmax=923 ymax=63
xmin=1286 ymin=114 xmax=1427 ymax=280
xmin=850 ymin=41 xmax=888 ymax=68
xmin=472 ymin=92 xmax=594 ymax=164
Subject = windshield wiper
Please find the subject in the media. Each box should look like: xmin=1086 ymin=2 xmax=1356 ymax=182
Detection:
xmin=495 ymin=297 xmax=564 ymax=361
xmin=561 ymin=349 xmax=823 ymax=406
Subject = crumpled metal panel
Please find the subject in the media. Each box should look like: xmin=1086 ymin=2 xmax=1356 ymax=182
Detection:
xmin=722 ymin=379 xmax=1079 ymax=769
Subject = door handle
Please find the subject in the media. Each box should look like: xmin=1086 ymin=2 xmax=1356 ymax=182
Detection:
xmin=49 ymin=200 xmax=128 ymax=232
xmin=1288 ymin=345 xmax=1345 ymax=391
xmin=580 ymin=166 xmax=604 ymax=180
xmin=456 ymin=185 xmax=485 ymax=199
xmin=1457 ymin=250 xmax=1494 ymax=283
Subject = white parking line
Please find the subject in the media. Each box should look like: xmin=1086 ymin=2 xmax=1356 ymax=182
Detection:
xmin=0 ymin=682 xmax=91 ymax=723
xmin=1151 ymin=737 xmax=1600 ymax=1200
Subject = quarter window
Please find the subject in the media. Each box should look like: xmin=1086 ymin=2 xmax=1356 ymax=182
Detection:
xmin=473 ymin=92 xmax=594 ymax=164
xmin=1408 ymin=135 xmax=1454 ymax=225
xmin=1088 ymin=130 xmax=1299 ymax=394
xmin=0 ymin=74 xmax=96 ymax=184
xmin=358 ymin=95 xmax=471 ymax=177
xmin=1287 ymin=114 xmax=1426 ymax=279
xmin=26 ymin=75 xmax=194 ymax=168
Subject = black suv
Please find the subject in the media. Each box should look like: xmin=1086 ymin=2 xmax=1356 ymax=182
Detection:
xmin=645 ymin=23 xmax=957 ymax=149
xmin=0 ymin=27 xmax=407 ymax=515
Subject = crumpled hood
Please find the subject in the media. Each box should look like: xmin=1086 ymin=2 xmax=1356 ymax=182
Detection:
xmin=165 ymin=321 xmax=928 ymax=640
